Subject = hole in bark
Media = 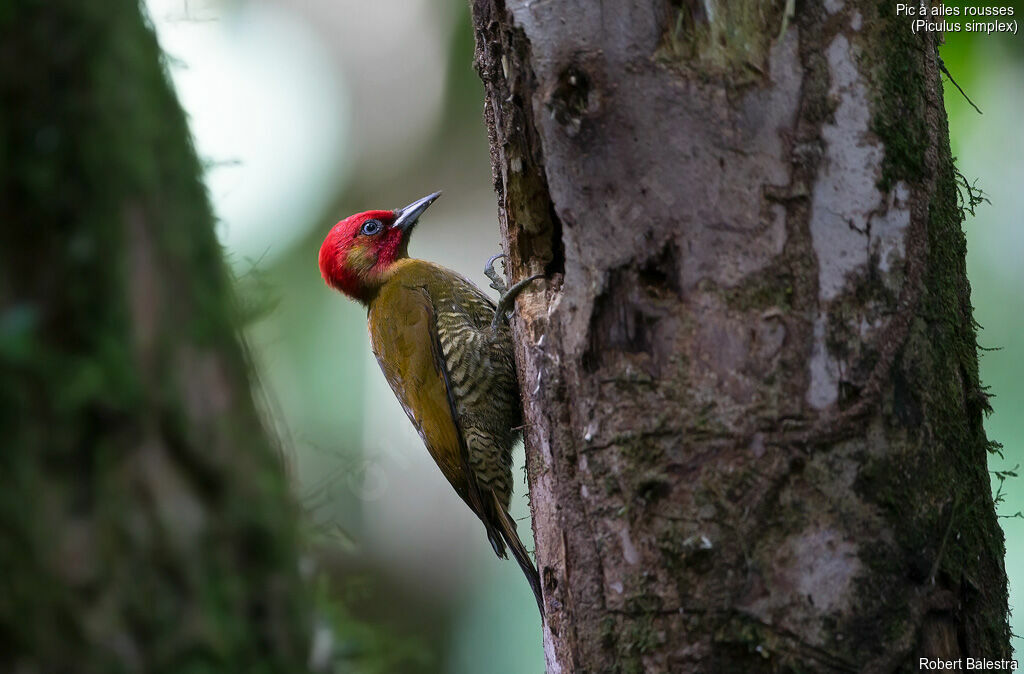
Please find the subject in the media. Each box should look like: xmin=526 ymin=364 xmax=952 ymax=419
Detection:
xmin=665 ymin=0 xmax=707 ymax=32
xmin=683 ymin=544 xmax=714 ymax=575
xmin=548 ymin=63 xmax=596 ymax=137
xmin=638 ymin=241 xmax=682 ymax=298
xmin=838 ymin=380 xmax=861 ymax=407
xmin=636 ymin=476 xmax=671 ymax=504
xmin=583 ymin=243 xmax=681 ymax=373
xmin=543 ymin=566 xmax=558 ymax=594
xmin=639 ymin=262 xmax=669 ymax=289
xmin=582 ymin=276 xmax=656 ymax=373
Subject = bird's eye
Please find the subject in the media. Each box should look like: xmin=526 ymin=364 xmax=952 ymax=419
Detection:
xmin=360 ymin=219 xmax=383 ymax=236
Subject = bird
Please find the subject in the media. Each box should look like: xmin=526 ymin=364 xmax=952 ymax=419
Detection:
xmin=318 ymin=191 xmax=544 ymax=615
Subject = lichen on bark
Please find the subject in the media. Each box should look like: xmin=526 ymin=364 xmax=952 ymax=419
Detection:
xmin=472 ymin=0 xmax=1008 ymax=671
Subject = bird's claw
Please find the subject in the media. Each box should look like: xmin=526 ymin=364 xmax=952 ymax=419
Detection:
xmin=486 ymin=253 xmax=544 ymax=330
xmin=484 ymin=253 xmax=508 ymax=294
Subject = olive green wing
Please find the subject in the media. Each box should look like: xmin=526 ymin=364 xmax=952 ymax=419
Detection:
xmin=368 ymin=277 xmax=544 ymax=615
xmin=367 ymin=282 xmax=492 ymax=525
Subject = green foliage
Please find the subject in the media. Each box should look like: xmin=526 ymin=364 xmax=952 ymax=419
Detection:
xmin=311 ymin=573 xmax=434 ymax=674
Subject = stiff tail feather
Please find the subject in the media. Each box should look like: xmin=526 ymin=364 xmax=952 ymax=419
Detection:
xmin=490 ymin=493 xmax=544 ymax=618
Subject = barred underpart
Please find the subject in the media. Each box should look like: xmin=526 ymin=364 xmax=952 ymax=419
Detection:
xmin=434 ymin=277 xmax=521 ymax=507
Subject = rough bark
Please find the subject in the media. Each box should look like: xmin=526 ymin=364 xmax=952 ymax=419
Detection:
xmin=0 ymin=3 xmax=310 ymax=672
xmin=471 ymin=1 xmax=1009 ymax=672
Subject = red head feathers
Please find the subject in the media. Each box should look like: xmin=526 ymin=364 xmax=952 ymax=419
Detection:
xmin=319 ymin=192 xmax=441 ymax=302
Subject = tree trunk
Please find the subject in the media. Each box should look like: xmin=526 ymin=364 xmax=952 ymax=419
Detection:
xmin=0 ymin=3 xmax=310 ymax=671
xmin=472 ymin=1 xmax=1010 ymax=671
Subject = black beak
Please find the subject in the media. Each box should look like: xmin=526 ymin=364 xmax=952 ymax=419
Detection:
xmin=393 ymin=191 xmax=442 ymax=231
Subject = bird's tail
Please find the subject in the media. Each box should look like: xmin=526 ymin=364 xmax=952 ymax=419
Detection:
xmin=489 ymin=492 xmax=544 ymax=618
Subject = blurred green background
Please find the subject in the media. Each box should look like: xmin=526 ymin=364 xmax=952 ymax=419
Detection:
xmin=943 ymin=0 xmax=1024 ymax=658
xmin=144 ymin=0 xmax=1024 ymax=669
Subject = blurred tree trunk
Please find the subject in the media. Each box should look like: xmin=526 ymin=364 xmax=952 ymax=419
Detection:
xmin=0 ymin=3 xmax=310 ymax=672
xmin=472 ymin=1 xmax=1009 ymax=671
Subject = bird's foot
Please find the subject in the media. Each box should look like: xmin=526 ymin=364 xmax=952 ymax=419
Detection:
xmin=484 ymin=253 xmax=509 ymax=294
xmin=485 ymin=254 xmax=543 ymax=330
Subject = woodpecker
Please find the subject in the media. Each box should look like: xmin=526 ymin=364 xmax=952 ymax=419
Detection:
xmin=318 ymin=192 xmax=543 ymax=614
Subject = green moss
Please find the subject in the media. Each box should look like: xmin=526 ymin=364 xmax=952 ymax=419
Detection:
xmin=723 ymin=269 xmax=795 ymax=313
xmin=870 ymin=0 xmax=929 ymax=190
xmin=624 ymin=614 xmax=659 ymax=655
xmin=600 ymin=615 xmax=618 ymax=650
xmin=852 ymin=185 xmax=1010 ymax=653
xmin=851 ymin=4 xmax=1010 ymax=650
xmin=603 ymin=474 xmax=622 ymax=496
xmin=656 ymin=0 xmax=788 ymax=81
xmin=618 ymin=436 xmax=666 ymax=467
xmin=655 ymin=519 xmax=714 ymax=583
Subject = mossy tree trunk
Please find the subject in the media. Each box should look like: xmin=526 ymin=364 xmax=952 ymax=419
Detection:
xmin=472 ymin=0 xmax=1009 ymax=671
xmin=0 ymin=3 xmax=310 ymax=672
